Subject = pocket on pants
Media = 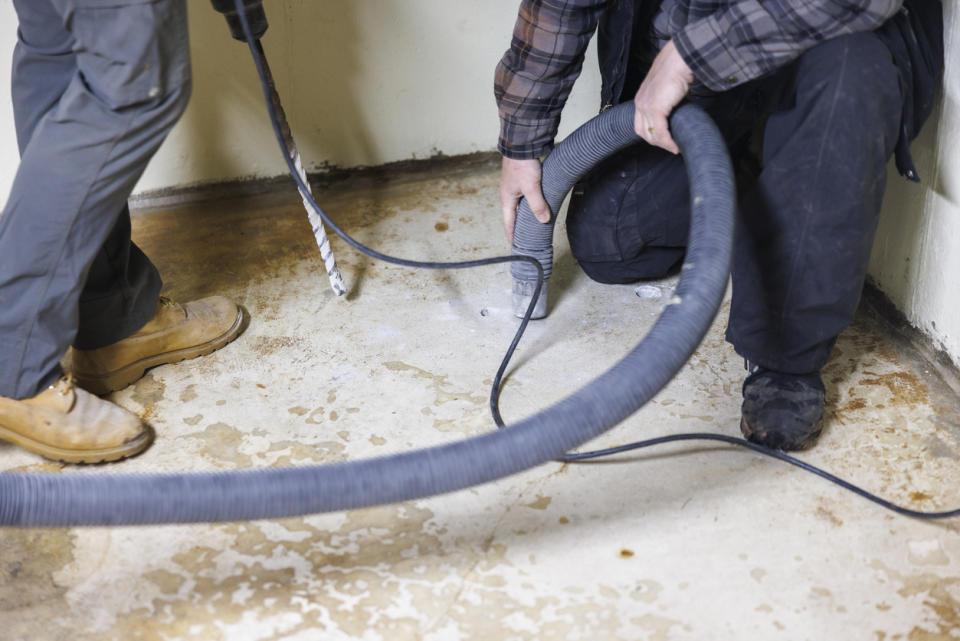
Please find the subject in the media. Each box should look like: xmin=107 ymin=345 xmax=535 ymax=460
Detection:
xmin=71 ymin=0 xmax=190 ymax=109
xmin=567 ymin=152 xmax=640 ymax=263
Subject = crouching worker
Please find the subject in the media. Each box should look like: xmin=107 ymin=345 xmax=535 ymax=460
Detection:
xmin=0 ymin=0 xmax=245 ymax=463
xmin=495 ymin=0 xmax=942 ymax=450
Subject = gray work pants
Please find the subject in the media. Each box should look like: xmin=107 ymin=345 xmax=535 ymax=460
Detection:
xmin=0 ymin=0 xmax=191 ymax=399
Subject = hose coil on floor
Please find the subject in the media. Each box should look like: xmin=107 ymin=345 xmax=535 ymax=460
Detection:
xmin=0 ymin=102 xmax=734 ymax=527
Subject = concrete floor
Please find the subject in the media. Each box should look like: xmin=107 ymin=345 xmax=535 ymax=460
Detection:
xmin=2 ymin=156 xmax=960 ymax=640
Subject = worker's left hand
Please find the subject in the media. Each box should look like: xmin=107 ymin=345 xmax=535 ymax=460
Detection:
xmin=633 ymin=40 xmax=694 ymax=155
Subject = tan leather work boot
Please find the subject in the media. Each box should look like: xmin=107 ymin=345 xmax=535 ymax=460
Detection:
xmin=68 ymin=295 xmax=246 ymax=395
xmin=0 ymin=376 xmax=153 ymax=463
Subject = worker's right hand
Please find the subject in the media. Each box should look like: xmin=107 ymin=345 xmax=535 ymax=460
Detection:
xmin=499 ymin=156 xmax=551 ymax=243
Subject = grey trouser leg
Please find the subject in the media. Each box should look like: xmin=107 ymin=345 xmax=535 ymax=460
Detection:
xmin=0 ymin=0 xmax=191 ymax=399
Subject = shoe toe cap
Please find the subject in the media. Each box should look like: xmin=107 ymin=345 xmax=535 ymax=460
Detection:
xmin=740 ymin=373 xmax=825 ymax=451
xmin=186 ymin=296 xmax=243 ymax=338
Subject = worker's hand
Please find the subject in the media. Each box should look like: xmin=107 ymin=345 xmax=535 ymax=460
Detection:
xmin=500 ymin=156 xmax=551 ymax=243
xmin=633 ymin=40 xmax=694 ymax=155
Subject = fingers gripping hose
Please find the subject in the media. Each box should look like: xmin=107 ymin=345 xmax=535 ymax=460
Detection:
xmin=0 ymin=103 xmax=734 ymax=527
xmin=511 ymin=103 xmax=712 ymax=318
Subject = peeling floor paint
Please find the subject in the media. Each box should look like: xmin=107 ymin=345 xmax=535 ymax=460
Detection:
xmin=2 ymin=159 xmax=960 ymax=640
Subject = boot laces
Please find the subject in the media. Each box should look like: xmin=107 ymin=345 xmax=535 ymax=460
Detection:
xmin=54 ymin=373 xmax=77 ymax=397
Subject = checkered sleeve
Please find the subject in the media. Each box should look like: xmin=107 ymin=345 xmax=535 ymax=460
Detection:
xmin=495 ymin=0 xmax=609 ymax=159
xmin=673 ymin=0 xmax=904 ymax=92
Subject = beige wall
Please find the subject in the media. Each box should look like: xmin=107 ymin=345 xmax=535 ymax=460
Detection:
xmin=0 ymin=1 xmax=600 ymax=197
xmin=1 ymin=0 xmax=958 ymax=366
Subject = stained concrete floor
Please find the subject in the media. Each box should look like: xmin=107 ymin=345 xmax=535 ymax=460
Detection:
xmin=3 ymin=155 xmax=960 ymax=640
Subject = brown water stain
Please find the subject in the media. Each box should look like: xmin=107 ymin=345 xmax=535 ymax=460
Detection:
xmin=0 ymin=529 xmax=76 ymax=640
xmin=35 ymin=154 xmax=959 ymax=641
xmin=184 ymin=422 xmax=253 ymax=467
xmin=251 ymin=336 xmax=301 ymax=357
xmin=265 ymin=439 xmax=345 ymax=466
xmin=128 ymin=158 xmax=478 ymax=307
xmin=630 ymin=612 xmax=687 ymax=641
xmin=305 ymin=407 xmax=326 ymax=425
xmin=523 ymin=495 xmax=551 ymax=510
xmin=383 ymin=361 xmax=487 ymax=409
xmin=842 ymin=397 xmax=868 ymax=413
xmin=816 ymin=506 xmax=844 ymax=527
xmin=131 ymin=373 xmax=167 ymax=419
xmin=907 ymin=540 xmax=951 ymax=567
xmin=598 ymin=584 xmax=619 ymax=599
xmin=432 ymin=413 xmax=489 ymax=435
xmin=870 ymin=560 xmax=960 ymax=639
xmin=860 ymin=371 xmax=929 ymax=408
xmin=10 ymin=461 xmax=66 ymax=473
xmin=133 ymin=197 xmax=339 ymax=303
xmin=85 ymin=502 xmax=573 ymax=641
xmin=924 ymin=434 xmax=960 ymax=460
xmin=142 ymin=569 xmax=185 ymax=595
xmin=383 ymin=361 xmax=488 ymax=435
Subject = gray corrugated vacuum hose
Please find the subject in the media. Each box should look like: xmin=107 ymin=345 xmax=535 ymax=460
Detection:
xmin=0 ymin=102 xmax=733 ymax=527
xmin=511 ymin=102 xmax=714 ymax=318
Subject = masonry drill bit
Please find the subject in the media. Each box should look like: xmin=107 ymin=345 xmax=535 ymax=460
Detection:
xmin=253 ymin=40 xmax=347 ymax=296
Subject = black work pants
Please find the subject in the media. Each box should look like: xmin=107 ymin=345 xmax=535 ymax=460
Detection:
xmin=566 ymin=32 xmax=903 ymax=374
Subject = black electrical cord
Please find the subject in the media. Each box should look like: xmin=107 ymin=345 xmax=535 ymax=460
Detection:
xmin=234 ymin=1 xmax=960 ymax=520
xmin=556 ymin=433 xmax=960 ymax=519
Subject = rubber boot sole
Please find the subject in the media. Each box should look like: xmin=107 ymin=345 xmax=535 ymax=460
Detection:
xmin=0 ymin=423 xmax=155 ymax=464
xmin=74 ymin=306 xmax=247 ymax=396
xmin=739 ymin=415 xmax=823 ymax=451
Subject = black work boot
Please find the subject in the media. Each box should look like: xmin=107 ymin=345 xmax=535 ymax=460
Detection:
xmin=739 ymin=363 xmax=825 ymax=451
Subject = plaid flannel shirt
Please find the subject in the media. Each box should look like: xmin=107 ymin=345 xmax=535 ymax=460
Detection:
xmin=495 ymin=0 xmax=903 ymax=159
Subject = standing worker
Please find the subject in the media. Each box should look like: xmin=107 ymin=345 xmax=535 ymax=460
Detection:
xmin=496 ymin=0 xmax=942 ymax=450
xmin=0 ymin=0 xmax=245 ymax=463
